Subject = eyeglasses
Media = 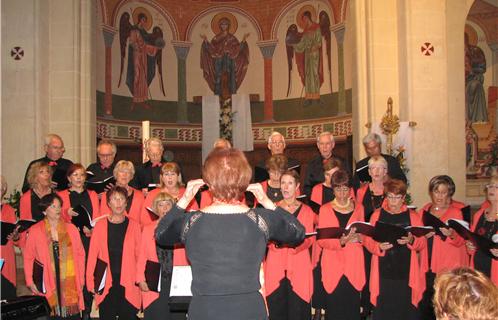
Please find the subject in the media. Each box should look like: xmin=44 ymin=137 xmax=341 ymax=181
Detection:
xmin=49 ymin=204 xmax=61 ymax=210
xmin=334 ymin=186 xmax=350 ymax=192
xmin=433 ymin=190 xmax=449 ymax=196
xmin=486 ymin=184 xmax=498 ymax=190
xmin=386 ymin=194 xmax=404 ymax=200
xmin=98 ymin=153 xmax=114 ymax=158
xmin=271 ymin=141 xmax=284 ymax=145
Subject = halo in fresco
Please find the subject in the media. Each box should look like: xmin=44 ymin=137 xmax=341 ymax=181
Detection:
xmin=296 ymin=5 xmax=317 ymax=30
xmin=211 ymin=12 xmax=238 ymax=35
xmin=132 ymin=7 xmax=153 ymax=31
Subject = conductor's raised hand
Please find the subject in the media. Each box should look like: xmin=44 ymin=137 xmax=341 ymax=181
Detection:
xmin=247 ymin=183 xmax=276 ymax=210
xmin=178 ymin=179 xmax=205 ymax=209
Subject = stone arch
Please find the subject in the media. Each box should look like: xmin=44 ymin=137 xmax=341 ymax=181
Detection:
xmin=270 ymin=0 xmax=335 ymax=40
xmin=97 ymin=0 xmax=109 ymax=25
xmin=110 ymin=0 xmax=179 ymax=40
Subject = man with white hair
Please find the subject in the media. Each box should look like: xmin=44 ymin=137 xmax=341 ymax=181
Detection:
xmin=352 ymin=133 xmax=406 ymax=189
xmin=254 ymin=131 xmax=300 ymax=183
xmin=86 ymin=139 xmax=118 ymax=192
xmin=22 ymin=134 xmax=73 ymax=192
xmin=303 ymin=131 xmax=350 ymax=197
xmin=132 ymin=137 xmax=165 ymax=191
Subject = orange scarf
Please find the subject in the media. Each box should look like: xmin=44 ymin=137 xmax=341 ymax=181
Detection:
xmin=44 ymin=219 xmax=79 ymax=317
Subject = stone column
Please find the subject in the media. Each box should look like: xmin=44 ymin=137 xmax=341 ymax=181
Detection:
xmin=489 ymin=42 xmax=498 ymax=86
xmin=331 ymin=23 xmax=346 ymax=115
xmin=172 ymin=41 xmax=193 ymax=124
xmin=257 ymin=40 xmax=278 ymax=122
xmin=102 ymin=27 xmax=115 ymax=118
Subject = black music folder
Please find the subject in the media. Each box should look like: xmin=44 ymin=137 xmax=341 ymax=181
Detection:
xmin=33 ymin=259 xmax=46 ymax=294
xmin=1 ymin=220 xmax=37 ymax=245
xmin=94 ymin=258 xmax=107 ymax=295
xmin=145 ymin=260 xmax=161 ymax=292
xmin=86 ymin=176 xmax=115 ymax=194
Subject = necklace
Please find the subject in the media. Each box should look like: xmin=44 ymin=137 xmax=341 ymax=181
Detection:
xmin=281 ymin=200 xmax=300 ymax=211
xmin=332 ymin=198 xmax=351 ymax=210
xmin=212 ymin=198 xmax=243 ymax=205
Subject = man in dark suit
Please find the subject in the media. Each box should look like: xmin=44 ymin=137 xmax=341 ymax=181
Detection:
xmin=353 ymin=133 xmax=406 ymax=189
xmin=303 ymin=131 xmax=350 ymax=198
xmin=131 ymin=137 xmax=164 ymax=192
xmin=254 ymin=131 xmax=300 ymax=183
xmin=22 ymin=134 xmax=73 ymax=192
xmin=86 ymin=139 xmax=117 ymax=193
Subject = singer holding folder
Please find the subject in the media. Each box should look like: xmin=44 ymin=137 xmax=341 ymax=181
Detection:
xmin=467 ymin=175 xmax=498 ymax=285
xmin=58 ymin=163 xmax=100 ymax=320
xmin=155 ymin=148 xmax=305 ymax=320
xmin=317 ymin=170 xmax=365 ymax=320
xmin=86 ymin=186 xmax=142 ymax=320
xmin=264 ymin=170 xmax=314 ymax=320
xmin=137 ymin=192 xmax=178 ymax=320
xmin=362 ymin=179 xmax=426 ymax=320
xmin=23 ymin=193 xmax=86 ymax=319
xmin=418 ymin=175 xmax=469 ymax=320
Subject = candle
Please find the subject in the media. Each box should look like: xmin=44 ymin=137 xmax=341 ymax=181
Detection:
xmin=142 ymin=121 xmax=150 ymax=163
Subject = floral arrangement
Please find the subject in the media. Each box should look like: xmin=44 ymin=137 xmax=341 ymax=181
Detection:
xmin=220 ymin=98 xmax=235 ymax=143
xmin=4 ymin=188 xmax=21 ymax=218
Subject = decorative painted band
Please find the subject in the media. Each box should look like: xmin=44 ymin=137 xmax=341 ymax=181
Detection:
xmin=97 ymin=115 xmax=352 ymax=145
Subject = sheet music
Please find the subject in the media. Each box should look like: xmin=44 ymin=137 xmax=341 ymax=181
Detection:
xmin=169 ymin=266 xmax=192 ymax=297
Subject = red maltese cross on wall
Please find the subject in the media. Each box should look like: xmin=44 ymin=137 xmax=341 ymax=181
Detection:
xmin=11 ymin=46 xmax=24 ymax=60
xmin=421 ymin=42 xmax=434 ymax=56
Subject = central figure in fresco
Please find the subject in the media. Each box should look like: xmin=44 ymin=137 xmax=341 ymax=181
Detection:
xmin=200 ymin=12 xmax=250 ymax=100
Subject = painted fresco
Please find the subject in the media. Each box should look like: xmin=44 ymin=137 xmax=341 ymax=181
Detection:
xmin=464 ymin=2 xmax=498 ymax=179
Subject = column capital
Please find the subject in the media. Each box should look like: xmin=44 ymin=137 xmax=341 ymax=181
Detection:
xmin=331 ymin=23 xmax=346 ymax=44
xmin=171 ymin=40 xmax=193 ymax=60
xmin=256 ymin=40 xmax=278 ymax=59
xmin=102 ymin=26 xmax=116 ymax=47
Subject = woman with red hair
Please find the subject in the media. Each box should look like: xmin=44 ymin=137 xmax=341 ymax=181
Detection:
xmin=155 ymin=148 xmax=305 ymax=320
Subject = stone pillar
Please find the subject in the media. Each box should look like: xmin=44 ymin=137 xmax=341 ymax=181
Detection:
xmin=332 ymin=23 xmax=346 ymax=115
xmin=489 ymin=42 xmax=498 ymax=86
xmin=102 ymin=27 xmax=116 ymax=117
xmin=172 ymin=41 xmax=192 ymax=124
xmin=257 ymin=40 xmax=278 ymax=122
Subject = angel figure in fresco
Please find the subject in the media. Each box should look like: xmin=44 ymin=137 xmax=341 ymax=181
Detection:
xmin=200 ymin=12 xmax=250 ymax=100
xmin=118 ymin=7 xmax=165 ymax=110
xmin=465 ymin=32 xmax=488 ymax=123
xmin=286 ymin=7 xmax=331 ymax=106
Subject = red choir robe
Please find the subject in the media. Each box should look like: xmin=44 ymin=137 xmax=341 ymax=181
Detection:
xmin=469 ymin=201 xmax=498 ymax=285
xmin=418 ymin=203 xmax=469 ymax=274
xmin=1 ymin=204 xmax=18 ymax=288
xmin=98 ymin=188 xmax=144 ymax=223
xmin=317 ymin=202 xmax=366 ymax=293
xmin=264 ymin=203 xmax=315 ymax=302
xmin=363 ymin=205 xmax=427 ymax=307
xmin=86 ymin=217 xmax=142 ymax=309
xmin=57 ymin=189 xmax=100 ymax=223
xmin=23 ymin=220 xmax=86 ymax=311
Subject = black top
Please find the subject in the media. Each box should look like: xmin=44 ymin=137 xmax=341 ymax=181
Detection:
xmin=473 ymin=214 xmax=498 ymax=278
xmin=107 ymin=217 xmax=129 ymax=283
xmin=378 ymin=209 xmax=411 ymax=280
xmin=361 ymin=188 xmax=384 ymax=222
xmin=69 ymin=190 xmax=93 ymax=217
xmin=322 ymin=185 xmax=335 ymax=204
xmin=352 ymin=153 xmax=406 ymax=190
xmin=266 ymin=184 xmax=283 ymax=203
xmin=303 ymin=154 xmax=350 ymax=198
xmin=334 ymin=210 xmax=352 ymax=229
xmin=31 ymin=191 xmax=46 ymax=222
xmin=86 ymin=161 xmax=115 ymax=183
xmin=131 ymin=161 xmax=162 ymax=189
xmin=254 ymin=157 xmax=301 ymax=183
xmin=22 ymin=156 xmax=73 ymax=193
xmin=155 ymin=206 xmax=305 ymax=297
